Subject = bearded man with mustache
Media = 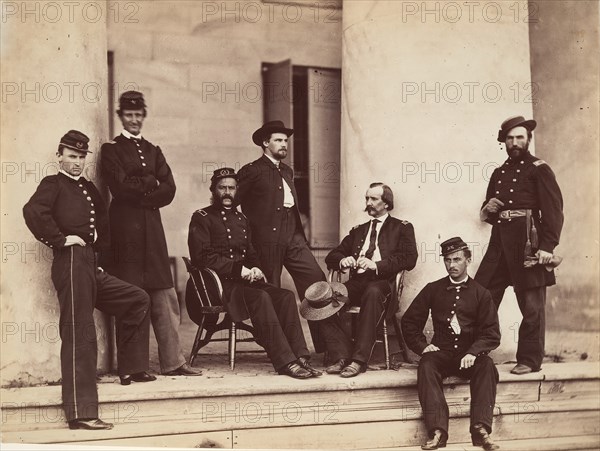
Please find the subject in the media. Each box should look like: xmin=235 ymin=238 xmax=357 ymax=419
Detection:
xmin=475 ymin=116 xmax=564 ymax=376
xmin=187 ymin=168 xmax=322 ymax=379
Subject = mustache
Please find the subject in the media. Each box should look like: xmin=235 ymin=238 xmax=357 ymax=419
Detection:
xmin=211 ymin=195 xmax=238 ymax=207
xmin=364 ymin=206 xmax=374 ymax=212
xmin=217 ymin=194 xmax=236 ymax=204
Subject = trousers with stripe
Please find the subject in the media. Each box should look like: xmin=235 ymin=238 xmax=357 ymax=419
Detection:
xmin=51 ymin=245 xmax=151 ymax=421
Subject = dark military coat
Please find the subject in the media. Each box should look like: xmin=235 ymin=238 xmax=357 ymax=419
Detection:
xmin=237 ymin=155 xmax=305 ymax=251
xmin=325 ymin=216 xmax=418 ymax=317
xmin=401 ymin=276 xmax=500 ymax=357
xmin=188 ymin=204 xmax=264 ymax=322
xmin=23 ymin=172 xmax=109 ymax=252
xmin=101 ymin=134 xmax=176 ymax=289
xmin=325 ymin=216 xmax=418 ymax=280
xmin=476 ymin=151 xmax=564 ymax=291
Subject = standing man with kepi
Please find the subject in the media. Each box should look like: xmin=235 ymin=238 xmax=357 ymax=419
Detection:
xmin=23 ymin=130 xmax=154 ymax=430
xmin=476 ymin=115 xmax=563 ymax=375
xmin=402 ymin=237 xmax=500 ymax=450
xmin=312 ymin=182 xmax=418 ymax=377
xmin=101 ymin=91 xmax=202 ymax=377
xmin=238 ymin=120 xmax=326 ymax=350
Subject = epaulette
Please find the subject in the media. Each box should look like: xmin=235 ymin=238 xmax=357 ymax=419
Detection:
xmin=533 ymin=160 xmax=547 ymax=167
xmin=195 ymin=209 xmax=208 ymax=217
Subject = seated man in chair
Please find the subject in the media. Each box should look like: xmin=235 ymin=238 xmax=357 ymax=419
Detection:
xmin=187 ymin=168 xmax=321 ymax=379
xmin=307 ymin=182 xmax=418 ymax=378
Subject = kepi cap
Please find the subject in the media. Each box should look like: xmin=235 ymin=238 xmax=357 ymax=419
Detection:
xmin=59 ymin=130 xmax=91 ymax=153
xmin=119 ymin=90 xmax=146 ymax=110
xmin=210 ymin=167 xmax=237 ymax=189
xmin=440 ymin=237 xmax=469 ymax=256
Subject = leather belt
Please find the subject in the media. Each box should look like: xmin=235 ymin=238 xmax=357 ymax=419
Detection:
xmin=499 ymin=209 xmax=527 ymax=219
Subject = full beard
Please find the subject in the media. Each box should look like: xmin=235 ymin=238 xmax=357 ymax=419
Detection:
xmin=507 ymin=143 xmax=529 ymax=159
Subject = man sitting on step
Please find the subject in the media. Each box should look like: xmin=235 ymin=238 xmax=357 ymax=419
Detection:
xmin=401 ymin=237 xmax=501 ymax=450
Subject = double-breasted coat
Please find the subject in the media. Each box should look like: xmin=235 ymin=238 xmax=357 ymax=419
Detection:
xmin=188 ymin=204 xmax=262 ymax=322
xmin=475 ymin=151 xmax=564 ymax=292
xmin=100 ymin=134 xmax=176 ymax=289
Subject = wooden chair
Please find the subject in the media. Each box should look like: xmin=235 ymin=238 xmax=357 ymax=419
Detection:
xmin=182 ymin=257 xmax=256 ymax=370
xmin=327 ymin=269 xmax=408 ymax=369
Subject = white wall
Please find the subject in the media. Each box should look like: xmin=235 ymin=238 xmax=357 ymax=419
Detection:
xmin=107 ymin=0 xmax=343 ymax=267
xmin=341 ymin=0 xmax=542 ymax=362
xmin=1 ymin=1 xmax=110 ymax=385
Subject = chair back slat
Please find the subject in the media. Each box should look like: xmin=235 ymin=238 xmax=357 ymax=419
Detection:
xmin=182 ymin=257 xmax=226 ymax=326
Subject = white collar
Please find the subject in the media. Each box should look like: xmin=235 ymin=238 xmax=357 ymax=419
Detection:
xmin=449 ymin=275 xmax=469 ymax=284
xmin=370 ymin=213 xmax=389 ymax=224
xmin=121 ymin=129 xmax=143 ymax=140
xmin=59 ymin=169 xmax=81 ymax=181
xmin=264 ymin=153 xmax=281 ymax=167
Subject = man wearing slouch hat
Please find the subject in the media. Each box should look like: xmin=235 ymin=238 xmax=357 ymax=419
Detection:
xmin=475 ymin=115 xmax=564 ymax=375
xmin=237 ymin=121 xmax=327 ymax=352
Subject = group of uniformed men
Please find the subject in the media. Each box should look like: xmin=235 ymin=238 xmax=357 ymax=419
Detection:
xmin=23 ymin=90 xmax=563 ymax=449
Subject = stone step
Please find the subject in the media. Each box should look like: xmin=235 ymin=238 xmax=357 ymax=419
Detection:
xmin=1 ymin=362 xmax=598 ymax=448
xmin=389 ymin=434 xmax=600 ymax=451
xmin=4 ymin=406 xmax=599 ymax=449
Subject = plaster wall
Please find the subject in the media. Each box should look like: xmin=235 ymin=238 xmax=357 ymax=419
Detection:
xmin=106 ymin=0 xmax=343 ymax=276
xmin=1 ymin=2 xmax=110 ymax=385
xmin=341 ymin=0 xmax=539 ymax=362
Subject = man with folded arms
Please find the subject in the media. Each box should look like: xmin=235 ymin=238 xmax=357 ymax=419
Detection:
xmin=187 ymin=168 xmax=321 ymax=379
xmin=101 ymin=91 xmax=201 ymax=377
xmin=316 ymin=183 xmax=417 ymax=377
xmin=476 ymin=115 xmax=563 ymax=375
xmin=23 ymin=130 xmax=154 ymax=430
xmin=402 ymin=237 xmax=500 ymax=450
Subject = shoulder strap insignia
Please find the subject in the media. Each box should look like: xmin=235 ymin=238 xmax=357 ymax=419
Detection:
xmin=533 ymin=160 xmax=547 ymax=167
xmin=195 ymin=209 xmax=208 ymax=217
xmin=351 ymin=225 xmax=359 ymax=231
xmin=401 ymin=220 xmax=409 ymax=225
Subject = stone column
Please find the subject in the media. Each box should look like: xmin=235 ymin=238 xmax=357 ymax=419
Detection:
xmin=341 ymin=1 xmax=538 ymax=361
xmin=529 ymin=0 xmax=600 ymax=359
xmin=1 ymin=1 xmax=110 ymax=386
